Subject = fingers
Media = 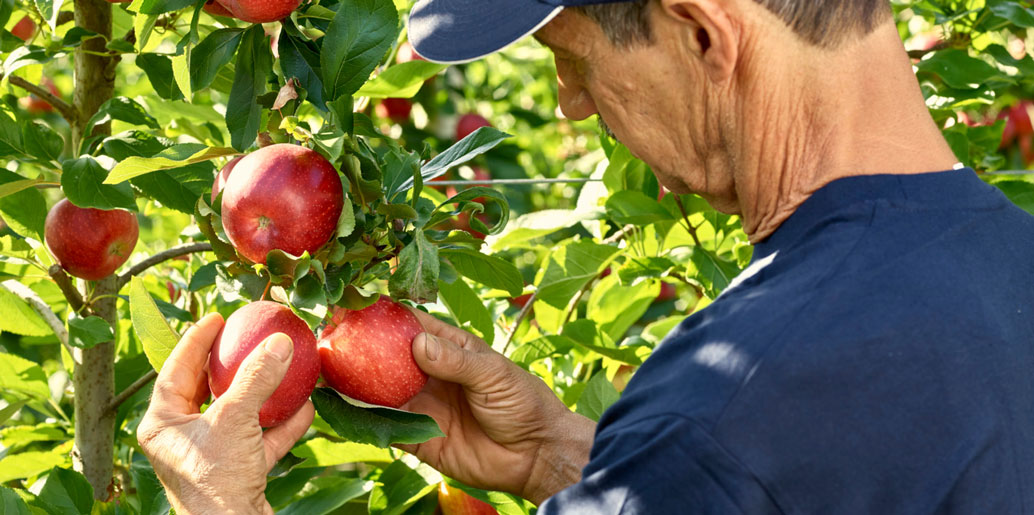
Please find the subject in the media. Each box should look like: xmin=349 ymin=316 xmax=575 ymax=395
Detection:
xmin=263 ymin=400 xmax=315 ymax=471
xmin=210 ymin=333 xmax=294 ymax=420
xmin=408 ymin=308 xmax=490 ymax=353
xmin=411 ymin=332 xmax=504 ymax=390
xmin=151 ymin=313 xmax=224 ymax=412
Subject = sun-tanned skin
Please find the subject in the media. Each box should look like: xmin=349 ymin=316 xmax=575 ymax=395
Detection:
xmin=139 ymin=0 xmax=961 ymax=511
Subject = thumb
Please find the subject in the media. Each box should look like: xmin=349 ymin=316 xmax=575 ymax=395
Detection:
xmin=412 ymin=333 xmax=498 ymax=388
xmin=215 ymin=333 xmax=294 ymax=419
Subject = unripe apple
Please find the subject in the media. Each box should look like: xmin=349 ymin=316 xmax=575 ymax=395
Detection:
xmin=211 ymin=155 xmax=243 ymax=204
xmin=455 ymin=114 xmax=491 ymax=141
xmin=209 ymin=301 xmax=320 ymax=428
xmin=11 ymin=16 xmax=35 ymax=42
xmin=215 ymin=0 xmax=300 ymax=23
xmin=221 ymin=144 xmax=343 ymax=264
xmin=437 ymin=483 xmax=498 ymax=515
xmin=376 ymin=98 xmax=413 ymax=124
xmin=317 ymin=297 xmax=428 ymax=408
xmin=44 ymin=199 xmax=139 ymax=281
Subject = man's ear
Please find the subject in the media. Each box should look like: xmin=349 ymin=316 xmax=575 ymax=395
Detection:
xmin=659 ymin=0 xmax=739 ymax=82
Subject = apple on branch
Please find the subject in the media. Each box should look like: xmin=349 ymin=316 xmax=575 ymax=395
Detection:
xmin=455 ymin=113 xmax=492 ymax=141
xmin=11 ymin=16 xmax=35 ymax=42
xmin=213 ymin=0 xmax=299 ymax=23
xmin=44 ymin=199 xmax=139 ymax=281
xmin=221 ymin=144 xmax=343 ymax=264
xmin=317 ymin=297 xmax=428 ymax=408
xmin=208 ymin=301 xmax=320 ymax=428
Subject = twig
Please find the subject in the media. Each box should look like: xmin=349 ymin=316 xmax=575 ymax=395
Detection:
xmin=1 ymin=279 xmax=75 ymax=358
xmin=49 ymin=265 xmax=86 ymax=313
xmin=108 ymin=370 xmax=157 ymax=412
xmin=116 ymin=242 xmax=212 ymax=290
xmin=672 ymin=196 xmax=703 ymax=248
xmin=907 ymin=41 xmax=949 ymax=60
xmin=603 ymin=224 xmax=635 ymax=245
xmin=502 ymin=290 xmax=536 ymax=355
xmin=431 ymin=178 xmax=597 ymax=186
xmin=7 ymin=75 xmax=78 ymax=125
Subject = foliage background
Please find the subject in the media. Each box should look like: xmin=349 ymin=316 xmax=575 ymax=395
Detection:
xmin=0 ymin=0 xmax=1033 ymax=513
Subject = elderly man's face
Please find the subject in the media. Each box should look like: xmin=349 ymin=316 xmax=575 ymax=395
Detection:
xmin=533 ymin=8 xmax=733 ymax=205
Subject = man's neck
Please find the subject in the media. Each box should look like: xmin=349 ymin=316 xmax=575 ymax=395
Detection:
xmin=733 ymin=22 xmax=960 ymax=243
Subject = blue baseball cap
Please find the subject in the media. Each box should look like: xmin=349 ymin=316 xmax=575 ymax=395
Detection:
xmin=408 ymin=0 xmax=634 ymax=64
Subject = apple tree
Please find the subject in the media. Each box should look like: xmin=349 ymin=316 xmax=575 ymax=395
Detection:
xmin=0 ymin=0 xmax=1031 ymax=513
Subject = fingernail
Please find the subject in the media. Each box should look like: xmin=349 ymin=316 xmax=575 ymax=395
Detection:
xmin=424 ymin=334 xmax=440 ymax=362
xmin=265 ymin=333 xmax=293 ymax=362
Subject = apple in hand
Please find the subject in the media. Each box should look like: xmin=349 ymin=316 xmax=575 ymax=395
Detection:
xmin=208 ymin=301 xmax=320 ymax=428
xmin=221 ymin=144 xmax=343 ymax=264
xmin=11 ymin=16 xmax=35 ymax=42
xmin=317 ymin=297 xmax=428 ymax=408
xmin=455 ymin=113 xmax=492 ymax=141
xmin=214 ymin=0 xmax=299 ymax=23
xmin=210 ymin=155 xmax=243 ymax=204
xmin=438 ymin=482 xmax=498 ymax=515
xmin=45 ymin=199 xmax=139 ymax=281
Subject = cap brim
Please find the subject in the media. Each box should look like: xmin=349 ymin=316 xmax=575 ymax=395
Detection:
xmin=408 ymin=0 xmax=563 ymax=64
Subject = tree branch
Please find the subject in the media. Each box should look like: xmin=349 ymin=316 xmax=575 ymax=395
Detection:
xmin=49 ymin=265 xmax=86 ymax=313
xmin=116 ymin=242 xmax=212 ymax=290
xmin=7 ymin=75 xmax=78 ymax=125
xmin=108 ymin=369 xmax=157 ymax=412
xmin=502 ymin=290 xmax=536 ymax=355
xmin=1 ymin=279 xmax=75 ymax=358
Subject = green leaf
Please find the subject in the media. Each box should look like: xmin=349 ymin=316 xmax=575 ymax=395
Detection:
xmin=1 ymin=46 xmax=53 ymax=78
xmin=355 ymin=60 xmax=446 ymax=99
xmin=388 ymin=230 xmax=439 ymax=303
xmin=587 ymin=275 xmax=660 ymax=342
xmin=0 ymin=485 xmax=30 ymax=515
xmin=437 ymin=276 xmax=494 ymax=345
xmin=291 ymin=437 xmax=393 ymax=467
xmin=916 ymin=49 xmax=1001 ymax=90
xmin=320 ymin=0 xmax=398 ymax=101
xmin=67 ymin=313 xmax=114 ymax=349
xmin=575 ymin=371 xmax=620 ymax=422
xmin=132 ymin=163 xmax=213 ymax=215
xmin=310 ymin=388 xmax=444 ymax=448
xmin=61 ymin=157 xmax=137 ymax=211
xmin=33 ymin=0 xmax=60 ymax=32
xmin=536 ymin=240 xmax=619 ymax=309
xmin=130 ymin=461 xmax=170 ymax=515
xmin=0 ymin=169 xmax=46 ymax=239
xmin=381 ymin=148 xmax=422 ymax=203
xmin=1 ymin=424 xmax=66 ymax=449
xmin=129 ymin=276 xmax=180 ymax=372
xmin=0 ymin=284 xmax=51 ymax=337
xmin=190 ymin=28 xmax=243 ymax=92
xmin=688 ymin=246 xmax=741 ymax=297
xmin=279 ymin=22 xmax=324 ymax=109
xmin=995 ymin=180 xmax=1034 ymax=215
xmin=0 ymin=352 xmax=50 ymax=402
xmin=188 ymin=262 xmax=220 ymax=292
xmin=407 ymin=127 xmax=510 ymax=191
xmin=0 ymin=451 xmax=65 ymax=483
xmin=0 ymin=110 xmax=24 ymax=158
xmin=440 ymin=248 xmax=522 ymax=296
xmin=602 ymin=142 xmax=658 ymax=198
xmin=131 ymin=0 xmax=194 ymax=15
xmin=989 ymin=2 xmax=1034 ymax=27
xmin=228 ymin=25 xmax=272 ymax=151
xmin=510 ymin=335 xmax=574 ymax=366
xmin=563 ymin=319 xmax=643 ymax=365
xmin=0 ymin=400 xmax=27 ymax=426
xmin=84 ymin=97 xmax=160 ymax=137
xmin=441 ymin=479 xmax=532 ymax=515
xmin=135 ymin=53 xmax=184 ymax=101
xmin=605 ymin=190 xmax=673 ymax=225
xmin=367 ymin=459 xmax=438 ymax=515
xmin=276 ymin=477 xmax=372 ymax=515
xmin=106 ymin=143 xmax=236 ymax=184
xmin=21 ymin=120 xmax=62 ymax=163
xmin=34 ymin=468 xmax=93 ymax=515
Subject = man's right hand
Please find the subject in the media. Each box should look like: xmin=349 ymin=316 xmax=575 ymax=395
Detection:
xmin=398 ymin=309 xmax=597 ymax=506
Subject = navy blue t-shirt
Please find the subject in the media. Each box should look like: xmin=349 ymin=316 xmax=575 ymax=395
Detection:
xmin=541 ymin=169 xmax=1034 ymax=514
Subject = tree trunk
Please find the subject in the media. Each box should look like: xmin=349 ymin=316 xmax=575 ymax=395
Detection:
xmin=72 ymin=0 xmax=116 ymax=148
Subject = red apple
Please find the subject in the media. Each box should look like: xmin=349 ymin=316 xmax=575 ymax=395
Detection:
xmin=655 ymin=282 xmax=677 ymax=303
xmin=20 ymin=79 xmax=60 ymax=114
xmin=375 ymin=98 xmax=413 ymax=124
xmin=44 ymin=199 xmax=139 ymax=281
xmin=11 ymin=16 xmax=35 ymax=42
xmin=211 ymin=155 xmax=243 ymax=204
xmin=455 ymin=114 xmax=492 ymax=141
xmin=999 ymin=101 xmax=1033 ymax=149
xmin=203 ymin=0 xmax=235 ymax=17
xmin=214 ymin=0 xmax=300 ymax=23
xmin=317 ymin=297 xmax=428 ymax=408
xmin=396 ymin=41 xmax=426 ymax=64
xmin=437 ymin=483 xmax=498 ymax=515
xmin=510 ymin=293 xmax=532 ymax=309
xmin=221 ymin=144 xmax=344 ymax=264
xmin=209 ymin=301 xmax=320 ymax=428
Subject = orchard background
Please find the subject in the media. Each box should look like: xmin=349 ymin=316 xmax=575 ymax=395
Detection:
xmin=0 ymin=0 xmax=1033 ymax=512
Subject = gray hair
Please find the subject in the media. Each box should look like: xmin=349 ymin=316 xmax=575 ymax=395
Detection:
xmin=575 ymin=0 xmax=892 ymax=47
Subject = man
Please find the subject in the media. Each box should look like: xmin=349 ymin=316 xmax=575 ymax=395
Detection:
xmin=138 ymin=0 xmax=1034 ymax=512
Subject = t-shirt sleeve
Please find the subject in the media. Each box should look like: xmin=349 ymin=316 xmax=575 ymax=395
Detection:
xmin=538 ymin=414 xmax=783 ymax=515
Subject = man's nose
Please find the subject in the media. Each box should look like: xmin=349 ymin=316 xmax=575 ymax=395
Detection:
xmin=556 ymin=78 xmax=599 ymax=121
